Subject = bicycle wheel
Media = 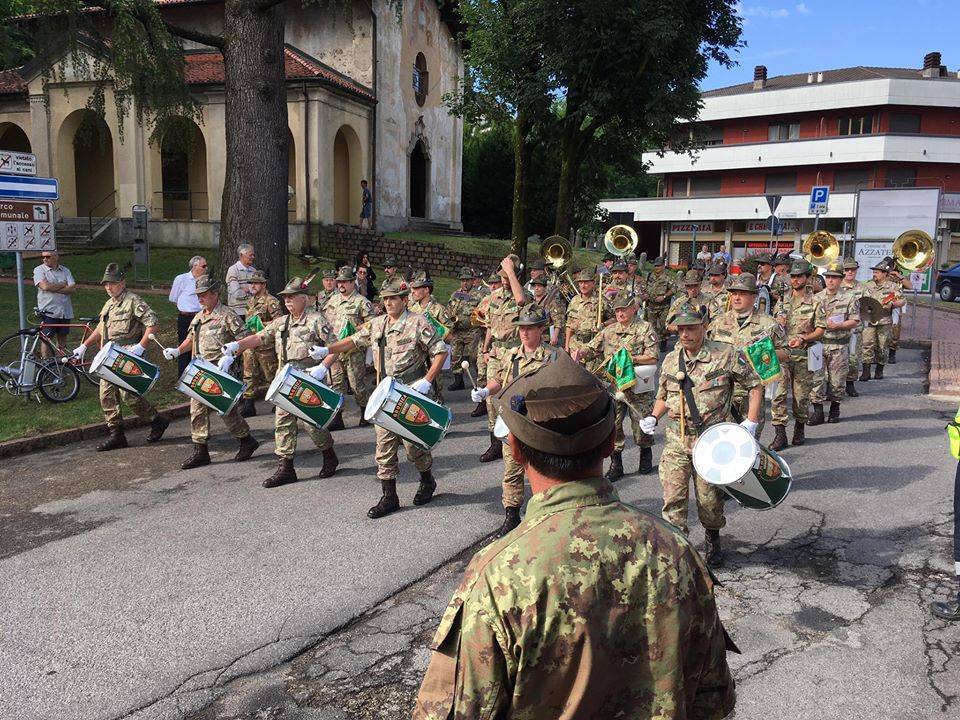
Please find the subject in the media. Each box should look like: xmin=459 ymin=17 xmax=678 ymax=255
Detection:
xmin=37 ymin=360 xmax=80 ymax=403
xmin=0 ymin=331 xmax=30 ymax=377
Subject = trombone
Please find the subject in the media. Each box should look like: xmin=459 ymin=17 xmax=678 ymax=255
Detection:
xmin=892 ymin=229 xmax=934 ymax=272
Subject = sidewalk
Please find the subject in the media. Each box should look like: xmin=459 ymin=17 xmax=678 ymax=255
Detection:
xmin=900 ymin=303 xmax=960 ymax=398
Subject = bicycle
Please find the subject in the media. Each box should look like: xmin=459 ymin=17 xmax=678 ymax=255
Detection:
xmin=26 ymin=308 xmax=100 ymax=386
xmin=0 ymin=327 xmax=80 ymax=403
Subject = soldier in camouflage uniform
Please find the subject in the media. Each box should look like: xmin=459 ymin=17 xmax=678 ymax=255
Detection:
xmin=564 ymin=269 xmax=610 ymax=360
xmin=238 ymin=272 xmax=283 ymax=417
xmin=162 ymin=276 xmax=259 ymax=468
xmin=316 ymin=269 xmax=337 ymax=317
xmin=770 ymin=261 xmax=826 ymax=448
xmin=72 ymin=263 xmax=169 ymax=451
xmin=643 ymin=303 xmax=762 ymax=567
xmin=625 ymin=251 xmax=646 ymax=298
xmin=580 ymin=292 xmax=659 ymax=479
xmin=224 ymin=277 xmax=340 ymax=488
xmin=409 ymin=272 xmax=451 ymax=403
xmin=886 ymin=264 xmax=912 ymax=364
xmin=770 ymin=253 xmax=792 ymax=307
xmin=325 ymin=266 xmax=375 ymax=425
xmin=841 ymin=259 xmax=866 ymax=396
xmin=324 ymin=277 xmax=448 ymax=519
xmin=529 ymin=275 xmax=567 ymax=345
xmin=416 ymin=353 xmax=736 ymax=719
xmin=644 ymin=257 xmax=675 ymax=350
xmin=315 ymin=268 xmax=347 ymax=430
xmin=704 ymin=262 xmax=731 ymax=322
xmin=471 ymin=273 xmax=501 ymax=417
xmin=859 ymin=260 xmax=905 ymax=381
xmin=810 ymin=261 xmax=860 ymax=425
xmin=604 ymin=260 xmax=629 ymax=300
xmin=666 ymin=270 xmax=710 ymax=335
xmin=445 ymin=267 xmax=482 ymax=391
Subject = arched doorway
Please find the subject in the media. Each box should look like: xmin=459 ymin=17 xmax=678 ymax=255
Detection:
xmin=57 ymin=110 xmax=115 ymax=218
xmin=410 ymin=139 xmax=428 ymax=219
xmin=0 ymin=123 xmax=31 ymax=152
xmin=332 ymin=125 xmax=362 ymax=225
xmin=160 ymin=120 xmax=208 ymax=220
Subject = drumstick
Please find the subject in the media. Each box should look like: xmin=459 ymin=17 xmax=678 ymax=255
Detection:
xmin=146 ymin=333 xmax=166 ymax=351
xmin=460 ymin=360 xmax=477 ymax=389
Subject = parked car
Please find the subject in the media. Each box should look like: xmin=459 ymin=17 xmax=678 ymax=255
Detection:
xmin=936 ymin=262 xmax=960 ymax=302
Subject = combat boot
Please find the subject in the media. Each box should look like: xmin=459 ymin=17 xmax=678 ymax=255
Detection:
xmin=358 ymin=409 xmax=372 ymax=428
xmin=327 ymin=410 xmax=345 ymax=431
xmin=449 ymin=374 xmax=465 ymax=391
xmin=315 ymin=447 xmax=338 ymax=478
xmin=808 ymin=403 xmax=825 ymax=426
xmin=859 ymin=365 xmax=871 ymax=382
xmin=704 ymin=529 xmax=723 ymax=568
xmin=874 ymin=364 xmax=884 ymax=379
xmin=479 ymin=432 xmax=502 ymax=463
xmin=368 ymin=479 xmax=400 ymax=519
xmin=827 ymin=401 xmax=841 ymax=424
xmin=888 ymin=349 xmax=897 ymax=364
xmin=493 ymin=506 xmax=521 ymax=539
xmin=604 ymin=451 xmax=624 ymax=482
xmin=769 ymin=425 xmax=788 ymax=451
xmin=639 ymin=447 xmax=654 ymax=475
xmin=181 ymin=442 xmax=211 ymax=469
xmin=263 ymin=457 xmax=298 ymax=488
xmin=235 ymin=434 xmax=259 ymax=461
xmin=146 ymin=415 xmax=170 ymax=443
xmin=239 ymin=398 xmax=257 ymax=418
xmin=96 ymin=428 xmax=128 ymax=452
xmin=413 ymin=470 xmax=436 ymax=506
xmin=791 ymin=422 xmax=805 ymax=446
xmin=470 ymin=401 xmax=487 ymax=418
xmin=846 ymin=381 xmax=859 ymax=397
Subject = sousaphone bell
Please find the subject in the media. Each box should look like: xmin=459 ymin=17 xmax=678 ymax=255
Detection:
xmin=802 ymin=230 xmax=840 ymax=268
xmin=892 ymin=229 xmax=934 ymax=272
xmin=603 ymin=224 xmax=639 ymax=257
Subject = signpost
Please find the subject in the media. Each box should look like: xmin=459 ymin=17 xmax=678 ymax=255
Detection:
xmin=0 ymin=151 xmax=37 ymax=177
xmin=0 ymin=201 xmax=55 ymax=252
xmin=0 ymin=173 xmax=59 ymax=200
xmin=132 ymin=204 xmax=150 ymax=280
xmin=766 ymin=195 xmax=782 ymax=251
xmin=809 ymin=185 xmax=830 ymax=216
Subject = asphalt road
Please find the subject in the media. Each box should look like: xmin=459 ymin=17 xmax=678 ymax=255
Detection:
xmin=2 ymin=349 xmax=959 ymax=720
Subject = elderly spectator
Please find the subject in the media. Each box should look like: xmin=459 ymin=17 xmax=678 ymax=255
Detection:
xmin=696 ymin=246 xmax=714 ymax=264
xmin=33 ymin=251 xmax=76 ymax=358
xmin=225 ymin=244 xmax=259 ymax=315
xmin=168 ymin=255 xmax=207 ymax=373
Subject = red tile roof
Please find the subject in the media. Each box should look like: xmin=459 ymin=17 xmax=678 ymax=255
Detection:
xmin=0 ymin=69 xmax=26 ymax=95
xmin=703 ymin=65 xmax=960 ymax=98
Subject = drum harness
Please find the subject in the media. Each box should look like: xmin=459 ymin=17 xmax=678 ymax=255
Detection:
xmin=677 ymin=352 xmax=704 ymax=442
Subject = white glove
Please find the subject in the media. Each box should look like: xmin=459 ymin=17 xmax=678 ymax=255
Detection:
xmin=125 ymin=344 xmax=145 ymax=357
xmin=217 ymin=355 xmax=235 ymax=372
xmin=309 ymin=345 xmax=330 ymax=361
xmin=640 ymin=415 xmax=658 ymax=435
xmin=221 ymin=341 xmax=240 ymax=356
xmin=471 ymin=387 xmax=490 ymax=403
xmin=308 ymin=364 xmax=329 ymax=383
xmin=71 ymin=344 xmax=87 ymax=361
xmin=162 ymin=347 xmax=181 ymax=361
xmin=739 ymin=419 xmax=759 ymax=437
xmin=412 ymin=378 xmax=432 ymax=395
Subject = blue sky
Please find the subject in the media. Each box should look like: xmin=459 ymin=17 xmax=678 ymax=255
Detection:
xmin=703 ymin=0 xmax=957 ymax=90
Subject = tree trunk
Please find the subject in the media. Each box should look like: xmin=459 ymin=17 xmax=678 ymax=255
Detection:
xmin=553 ymin=123 xmax=587 ymax=240
xmin=219 ymin=0 xmax=289 ymax=295
xmin=510 ymin=109 xmax=532 ymax=258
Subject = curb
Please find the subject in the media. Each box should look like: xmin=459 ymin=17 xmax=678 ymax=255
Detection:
xmin=0 ymin=402 xmax=191 ymax=459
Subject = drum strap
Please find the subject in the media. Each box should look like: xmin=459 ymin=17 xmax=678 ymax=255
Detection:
xmin=279 ymin=315 xmax=291 ymax=365
xmin=678 ymin=352 xmax=704 ymax=433
xmin=377 ymin=321 xmax=388 ymax=382
xmin=103 ymin=312 xmax=109 ymax=344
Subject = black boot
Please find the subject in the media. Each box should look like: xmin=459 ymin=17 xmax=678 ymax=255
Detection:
xmin=638 ymin=447 xmax=653 ymax=475
xmin=875 ymin=364 xmax=884 ymax=379
xmin=413 ymin=470 xmax=436 ymax=506
xmin=146 ymin=415 xmax=170 ymax=443
xmin=368 ymin=479 xmax=400 ymax=519
xmin=479 ymin=432 xmax=502 ymax=463
xmin=318 ymin=447 xmax=339 ymax=478
xmin=182 ymin=442 xmax=211 ymax=469
xmin=470 ymin=401 xmax=487 ymax=418
xmin=769 ymin=424 xmax=788 ymax=451
xmin=239 ymin=398 xmax=257 ymax=418
xmin=235 ymin=434 xmax=259 ymax=461
xmin=449 ymin=374 xmax=465 ymax=391
xmin=888 ymin=349 xmax=897 ymax=364
xmin=327 ymin=410 xmax=345 ymax=431
xmin=846 ymin=381 xmax=859 ymax=397
xmin=263 ymin=457 xmax=298 ymax=488
xmin=493 ymin=506 xmax=521 ymax=539
xmin=859 ymin=365 xmax=871 ymax=382
xmin=791 ymin=422 xmax=805 ymax=446
xmin=604 ymin=451 xmax=624 ymax=482
xmin=358 ymin=407 xmax=371 ymax=428
xmin=96 ymin=428 xmax=128 ymax=452
xmin=704 ymin=529 xmax=723 ymax=568
xmin=808 ymin=403 xmax=825 ymax=426
xmin=827 ymin=401 xmax=841 ymax=424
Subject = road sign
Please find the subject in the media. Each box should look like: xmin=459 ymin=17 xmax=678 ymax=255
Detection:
xmin=0 ymin=200 xmax=55 ymax=252
xmin=0 ymin=150 xmax=37 ymax=176
xmin=0 ymin=173 xmax=59 ymax=200
xmin=765 ymin=194 xmax=782 ymax=214
xmin=767 ymin=215 xmax=784 ymax=235
xmin=809 ymin=185 xmax=830 ymax=215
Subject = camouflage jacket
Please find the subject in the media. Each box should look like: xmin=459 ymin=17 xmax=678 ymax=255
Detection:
xmin=190 ymin=303 xmax=250 ymax=361
xmin=583 ymin=318 xmax=659 ymax=369
xmin=446 ymin=290 xmax=481 ymax=332
xmin=667 ymin=292 xmax=710 ymax=328
xmin=776 ymin=288 xmax=827 ymax=356
xmin=409 ymin=296 xmax=451 ymax=332
xmin=565 ymin=294 xmax=611 ymax=340
xmin=708 ymin=309 xmax=786 ymax=358
xmin=316 ymin=289 xmax=337 ymax=317
xmin=257 ymin=310 xmax=333 ymax=364
xmin=97 ymin=290 xmax=159 ymax=345
xmin=534 ymin=291 xmax=568 ymax=331
xmin=487 ymin=286 xmax=531 ymax=344
xmin=645 ymin=271 xmax=676 ymax=306
xmin=770 ymin=272 xmax=791 ymax=301
xmin=324 ymin=290 xmax=374 ymax=335
xmin=245 ymin=293 xmax=283 ymax=352
xmin=494 ymin=342 xmax=560 ymax=385
xmin=860 ymin=278 xmax=903 ymax=326
xmin=705 ymin=286 xmax=731 ymax=322
xmin=415 ymin=478 xmax=736 ymax=720
xmin=352 ymin=309 xmax=447 ymax=383
xmin=813 ymin=288 xmax=860 ymax=343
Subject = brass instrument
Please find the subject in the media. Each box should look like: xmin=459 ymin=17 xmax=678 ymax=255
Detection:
xmin=541 ymin=235 xmax=577 ymax=302
xmin=802 ymin=230 xmax=840 ymax=268
xmin=603 ymin=224 xmax=639 ymax=257
xmin=892 ymin=229 xmax=934 ymax=272
xmin=470 ymin=306 xmax=487 ymax=328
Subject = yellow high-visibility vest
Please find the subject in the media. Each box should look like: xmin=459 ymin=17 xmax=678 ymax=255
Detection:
xmin=949 ymin=405 xmax=960 ymax=460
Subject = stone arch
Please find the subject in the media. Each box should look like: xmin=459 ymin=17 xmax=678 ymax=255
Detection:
xmin=332 ymin=124 xmax=363 ymax=225
xmin=56 ymin=110 xmax=116 ymax=218
xmin=408 ymin=125 xmax=431 ymax=219
xmin=0 ymin=122 xmax=31 ymax=152
xmin=158 ymin=119 xmax=208 ymax=220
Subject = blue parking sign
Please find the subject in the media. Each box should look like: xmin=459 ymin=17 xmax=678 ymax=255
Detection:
xmin=809 ymin=185 xmax=829 ymax=215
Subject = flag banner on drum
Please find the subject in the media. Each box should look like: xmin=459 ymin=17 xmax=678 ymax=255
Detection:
xmin=425 ymin=312 xmax=449 ymax=339
xmin=177 ymin=358 xmax=246 ymax=415
xmin=90 ymin=342 xmax=161 ymax=396
xmin=245 ymin=314 xmax=263 ymax=333
xmin=604 ymin=347 xmax=636 ymax=391
xmin=744 ymin=336 xmax=782 ymax=385
xmin=337 ymin=321 xmax=356 ymax=340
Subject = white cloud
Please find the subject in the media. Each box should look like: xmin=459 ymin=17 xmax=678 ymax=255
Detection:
xmin=795 ymin=2 xmax=812 ymax=14
xmin=737 ymin=4 xmax=791 ymax=18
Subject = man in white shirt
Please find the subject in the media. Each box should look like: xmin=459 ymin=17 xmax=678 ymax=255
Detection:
xmin=33 ymin=251 xmax=76 ymax=357
xmin=168 ymin=255 xmax=207 ymax=374
xmin=225 ymin=244 xmax=259 ymax=315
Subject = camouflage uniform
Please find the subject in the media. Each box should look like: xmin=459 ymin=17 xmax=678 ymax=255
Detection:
xmin=811 ymin=287 xmax=859 ymax=405
xmin=325 ymin=289 xmax=375 ymax=408
xmin=565 ymin=293 xmax=609 ymax=359
xmin=667 ymin=290 xmax=709 ymax=331
xmin=770 ymin=271 xmax=791 ymax=304
xmin=888 ymin=270 xmax=907 ymax=353
xmin=644 ymin=270 xmax=675 ymax=338
xmin=446 ymin=289 xmax=482 ymax=381
xmin=242 ymin=292 xmax=283 ymax=400
xmin=485 ymin=286 xmax=529 ymax=430
xmin=257 ymin=311 xmax=335 ymax=458
xmin=409 ymin=294 xmax=450 ymax=403
xmin=187 ymin=304 xmax=252 ymax=443
xmin=841 ymin=276 xmax=867 ymax=381
xmin=771 ymin=287 xmax=826 ymax=425
xmin=534 ymin=288 xmax=568 ymax=344
xmin=705 ymin=286 xmax=731 ymax=323
xmin=352 ymin=310 xmax=447 ymax=480
xmin=96 ymin=291 xmax=160 ymax=429
xmin=474 ymin=288 xmax=496 ymax=385
xmin=860 ymin=277 xmax=903 ymax=366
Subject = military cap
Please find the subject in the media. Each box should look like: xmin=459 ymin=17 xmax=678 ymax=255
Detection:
xmin=515 ymin=303 xmax=549 ymax=326
xmin=672 ymin=303 xmax=708 ymax=326
xmin=383 ymin=256 xmax=398 ymax=268
xmin=624 ymin=253 xmax=638 ymax=264
xmin=278 ymin=276 xmax=312 ymax=296
xmin=789 ymin=260 xmax=812 ymax=276
xmin=493 ymin=352 xmax=615 ymax=456
xmin=683 ymin=269 xmax=702 ymax=285
xmin=192 ymin=275 xmax=221 ymax=294
xmin=707 ymin=261 xmax=727 ymax=276
xmin=320 ymin=269 xmax=336 ymax=279
xmin=728 ymin=274 xmax=759 ymax=293
xmin=652 ymin=256 xmax=665 ymax=267
xmin=574 ymin=268 xmax=597 ymax=282
xmin=529 ymin=259 xmax=546 ymax=271
xmin=612 ymin=292 xmax=637 ymax=310
xmin=870 ymin=261 xmax=890 ymax=272
xmin=241 ymin=271 xmax=268 ymax=284
xmin=336 ymin=266 xmax=356 ymax=281
xmin=410 ymin=272 xmax=433 ymax=288
xmin=843 ymin=259 xmax=859 ymax=270
xmin=101 ymin=262 xmax=125 ymax=284
xmin=458 ymin=266 xmax=475 ymax=280
xmin=529 ymin=275 xmax=548 ymax=286
xmin=823 ymin=261 xmax=844 ymax=277
xmin=603 ymin=252 xmax=616 ymax=262
xmin=753 ymin=252 xmax=773 ymax=265
xmin=773 ymin=253 xmax=791 ymax=266
xmin=611 ymin=261 xmax=628 ymax=272
xmin=379 ymin=277 xmax=410 ymax=297
xmin=487 ymin=272 xmax=502 ymax=284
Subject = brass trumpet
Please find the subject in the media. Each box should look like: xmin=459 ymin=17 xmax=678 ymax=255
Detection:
xmin=603 ymin=224 xmax=639 ymax=257
xmin=803 ymin=230 xmax=840 ymax=268
xmin=892 ymin=229 xmax=934 ymax=272
xmin=470 ymin=306 xmax=488 ymax=328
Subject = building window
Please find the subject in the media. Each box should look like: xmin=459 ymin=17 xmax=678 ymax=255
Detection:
xmin=833 ymin=168 xmax=871 ymax=192
xmin=889 ymin=113 xmax=921 ymax=133
xmin=765 ymin=171 xmax=797 ymax=193
xmin=839 ymin=114 xmax=874 ymax=136
xmin=885 ymin=167 xmax=917 ymax=187
xmin=768 ymin=122 xmax=800 ymax=141
xmin=694 ymin=125 xmax=724 ymax=146
xmin=688 ymin=176 xmax=722 ymax=197
xmin=413 ymin=53 xmax=429 ymax=107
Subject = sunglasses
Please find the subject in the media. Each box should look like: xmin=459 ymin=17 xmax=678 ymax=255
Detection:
xmin=42 ymin=255 xmax=55 ymax=259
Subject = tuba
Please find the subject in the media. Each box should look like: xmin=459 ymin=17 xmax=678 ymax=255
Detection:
xmin=892 ymin=229 xmax=934 ymax=272
xmin=802 ymin=230 xmax=840 ymax=268
xmin=541 ymin=235 xmax=577 ymax=300
xmin=603 ymin=224 xmax=639 ymax=257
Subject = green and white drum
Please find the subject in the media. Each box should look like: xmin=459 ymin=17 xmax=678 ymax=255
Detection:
xmin=364 ymin=377 xmax=452 ymax=450
xmin=265 ymin=363 xmax=343 ymax=429
xmin=692 ymin=422 xmax=793 ymax=510
xmin=90 ymin=341 xmax=160 ymax=396
xmin=177 ymin=358 xmax=247 ymax=415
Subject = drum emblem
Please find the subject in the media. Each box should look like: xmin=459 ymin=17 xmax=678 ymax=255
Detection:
xmin=111 ymin=357 xmax=144 ymax=377
xmin=291 ymin=382 xmax=322 ymax=408
xmin=191 ymin=373 xmax=224 ymax=397
xmin=393 ymin=397 xmax=429 ymax=426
